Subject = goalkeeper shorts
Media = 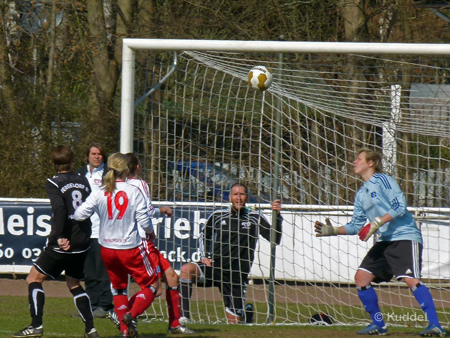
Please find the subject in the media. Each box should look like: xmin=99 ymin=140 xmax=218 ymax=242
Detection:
xmin=358 ymin=240 xmax=422 ymax=283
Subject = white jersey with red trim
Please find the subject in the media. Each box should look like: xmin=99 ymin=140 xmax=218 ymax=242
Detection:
xmin=77 ymin=163 xmax=105 ymax=238
xmin=127 ymin=178 xmax=161 ymax=238
xmin=74 ymin=180 xmax=154 ymax=249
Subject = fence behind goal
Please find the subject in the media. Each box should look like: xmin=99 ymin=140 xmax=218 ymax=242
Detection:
xmin=122 ymin=40 xmax=450 ymax=326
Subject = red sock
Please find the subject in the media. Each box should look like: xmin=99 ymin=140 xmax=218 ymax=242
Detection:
xmin=166 ymin=286 xmax=181 ymax=328
xmin=113 ymin=295 xmax=129 ymax=333
xmin=129 ymin=287 xmax=155 ymax=318
xmin=128 ymin=294 xmax=136 ymax=308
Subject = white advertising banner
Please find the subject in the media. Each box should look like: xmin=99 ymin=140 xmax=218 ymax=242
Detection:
xmin=0 ymin=199 xmax=448 ymax=283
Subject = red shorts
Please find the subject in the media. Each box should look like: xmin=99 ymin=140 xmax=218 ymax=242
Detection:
xmin=143 ymin=240 xmax=172 ymax=278
xmin=100 ymin=245 xmax=158 ymax=290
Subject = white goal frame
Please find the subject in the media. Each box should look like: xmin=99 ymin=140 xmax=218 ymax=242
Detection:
xmin=118 ymin=39 xmax=450 ymax=326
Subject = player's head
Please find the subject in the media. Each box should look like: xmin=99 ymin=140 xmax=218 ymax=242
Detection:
xmin=51 ymin=145 xmax=73 ymax=172
xmin=354 ymin=148 xmax=382 ymax=176
xmin=229 ymin=183 xmax=248 ymax=212
xmin=125 ymin=152 xmax=142 ymax=178
xmin=103 ymin=153 xmax=129 ymax=193
xmin=85 ymin=142 xmax=107 ymax=169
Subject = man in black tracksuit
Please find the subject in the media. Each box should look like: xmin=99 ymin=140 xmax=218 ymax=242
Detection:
xmin=74 ymin=143 xmax=114 ymax=319
xmin=179 ymin=183 xmax=282 ymax=324
xmin=14 ymin=145 xmax=99 ymax=338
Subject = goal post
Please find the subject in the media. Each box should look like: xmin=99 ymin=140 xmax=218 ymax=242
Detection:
xmin=119 ymin=39 xmax=450 ymax=327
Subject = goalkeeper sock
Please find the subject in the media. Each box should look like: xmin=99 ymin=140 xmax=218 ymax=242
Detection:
xmin=180 ymin=279 xmax=193 ymax=319
xmin=357 ymin=285 xmax=385 ymax=328
xmin=412 ymin=282 xmax=440 ymax=326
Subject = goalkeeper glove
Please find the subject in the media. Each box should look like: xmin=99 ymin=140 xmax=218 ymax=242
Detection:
xmin=315 ymin=218 xmax=339 ymax=237
xmin=358 ymin=223 xmax=371 ymax=241
xmin=359 ymin=217 xmax=384 ymax=242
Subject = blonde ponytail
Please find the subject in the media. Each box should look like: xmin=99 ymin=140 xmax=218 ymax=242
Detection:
xmin=102 ymin=153 xmax=129 ymax=193
xmin=103 ymin=170 xmax=116 ymax=193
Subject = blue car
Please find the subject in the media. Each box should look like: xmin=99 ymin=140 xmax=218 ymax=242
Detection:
xmin=168 ymin=161 xmax=272 ymax=203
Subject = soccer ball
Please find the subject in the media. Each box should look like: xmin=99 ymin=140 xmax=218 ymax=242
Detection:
xmin=248 ymin=66 xmax=273 ymax=91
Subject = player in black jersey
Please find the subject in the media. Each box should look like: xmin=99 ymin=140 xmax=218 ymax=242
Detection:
xmin=13 ymin=145 xmax=100 ymax=338
xmin=179 ymin=183 xmax=283 ymax=324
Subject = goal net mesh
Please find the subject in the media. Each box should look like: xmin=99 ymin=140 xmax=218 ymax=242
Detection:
xmin=131 ymin=49 xmax=450 ymax=326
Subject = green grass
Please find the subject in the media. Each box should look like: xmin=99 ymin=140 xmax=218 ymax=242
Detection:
xmin=187 ymin=299 xmax=444 ymax=327
xmin=0 ymin=296 xmax=441 ymax=338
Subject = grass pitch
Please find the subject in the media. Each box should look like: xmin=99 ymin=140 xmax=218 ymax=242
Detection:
xmin=0 ymin=296 xmax=436 ymax=338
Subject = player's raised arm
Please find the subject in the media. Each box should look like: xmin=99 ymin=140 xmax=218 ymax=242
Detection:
xmin=199 ymin=213 xmax=214 ymax=263
xmin=258 ymin=200 xmax=283 ymax=245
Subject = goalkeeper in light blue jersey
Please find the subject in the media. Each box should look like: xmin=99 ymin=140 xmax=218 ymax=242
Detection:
xmin=314 ymin=148 xmax=444 ymax=337
xmin=344 ymin=171 xmax=422 ymax=244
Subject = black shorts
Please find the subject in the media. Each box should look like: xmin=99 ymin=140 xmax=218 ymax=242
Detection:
xmin=194 ymin=263 xmax=246 ymax=318
xmin=33 ymin=249 xmax=88 ymax=280
xmin=359 ymin=240 xmax=422 ymax=283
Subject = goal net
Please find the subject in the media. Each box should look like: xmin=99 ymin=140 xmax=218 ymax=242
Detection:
xmin=122 ymin=40 xmax=450 ymax=327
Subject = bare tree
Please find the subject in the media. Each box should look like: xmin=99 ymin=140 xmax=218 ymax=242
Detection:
xmin=0 ymin=1 xmax=18 ymax=115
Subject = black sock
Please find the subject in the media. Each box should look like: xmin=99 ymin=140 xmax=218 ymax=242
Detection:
xmin=28 ymin=282 xmax=45 ymax=328
xmin=179 ymin=279 xmax=193 ymax=319
xmin=70 ymin=285 xmax=94 ymax=332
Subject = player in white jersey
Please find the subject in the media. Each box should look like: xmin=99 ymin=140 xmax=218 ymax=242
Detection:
xmin=123 ymin=153 xmax=194 ymax=334
xmin=315 ymin=148 xmax=444 ymax=337
xmin=75 ymin=153 xmax=161 ymax=338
